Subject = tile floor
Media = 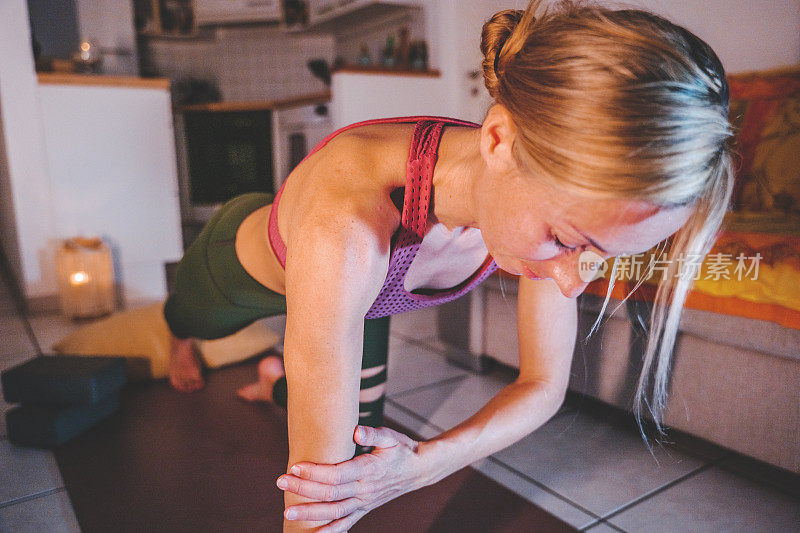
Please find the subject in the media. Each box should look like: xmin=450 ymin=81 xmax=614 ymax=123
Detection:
xmin=1 ymin=271 xmax=798 ymax=532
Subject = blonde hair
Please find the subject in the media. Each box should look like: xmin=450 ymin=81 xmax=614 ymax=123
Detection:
xmin=481 ymin=0 xmax=735 ymax=446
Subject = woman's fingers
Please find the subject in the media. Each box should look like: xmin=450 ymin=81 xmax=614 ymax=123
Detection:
xmin=277 ymin=475 xmax=360 ymax=501
xmin=318 ymin=508 xmax=369 ymax=533
xmin=284 ymin=497 xmax=364 ymax=522
xmin=355 ymin=425 xmax=418 ymax=451
xmin=290 ymin=453 xmax=375 ymax=484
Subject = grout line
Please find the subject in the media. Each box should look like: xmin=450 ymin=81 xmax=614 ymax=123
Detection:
xmin=390 ymin=332 xmax=446 ymax=354
xmin=0 ymin=487 xmax=65 ymax=510
xmin=481 ymin=454 xmax=603 ymax=520
xmin=385 ymin=398 xmax=603 ymax=524
xmin=384 ymin=396 xmax=446 ymax=433
xmin=0 ymin=252 xmax=42 ymax=357
xmin=595 ymin=460 xmax=720 ymax=523
xmin=579 ymin=518 xmax=629 ymax=532
xmin=18 ymin=315 xmax=43 ymax=357
xmin=387 ymin=374 xmax=469 ymax=400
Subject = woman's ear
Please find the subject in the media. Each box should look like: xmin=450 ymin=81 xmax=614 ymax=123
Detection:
xmin=480 ymin=104 xmax=519 ymax=174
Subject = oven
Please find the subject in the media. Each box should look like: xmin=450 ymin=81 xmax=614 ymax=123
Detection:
xmin=175 ymin=102 xmax=332 ymax=227
xmin=270 ymin=103 xmax=332 ymax=190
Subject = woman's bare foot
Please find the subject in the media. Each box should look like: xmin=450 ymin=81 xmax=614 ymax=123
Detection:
xmin=236 ymin=355 xmax=285 ymax=403
xmin=169 ymin=336 xmax=205 ymax=392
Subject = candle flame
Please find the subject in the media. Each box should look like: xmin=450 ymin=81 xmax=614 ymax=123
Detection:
xmin=69 ymin=271 xmax=90 ymax=285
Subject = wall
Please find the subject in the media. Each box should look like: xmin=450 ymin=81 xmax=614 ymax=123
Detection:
xmin=0 ymin=0 xmax=59 ymax=299
xmin=330 ymin=72 xmax=443 ymax=127
xmin=27 ymin=0 xmax=80 ymax=60
xmin=142 ymin=26 xmax=335 ymax=102
xmin=333 ymin=7 xmax=425 ymax=69
xmin=419 ymin=0 xmax=800 ymax=122
xmin=631 ymin=0 xmax=800 ymax=74
xmin=74 ymin=0 xmax=139 ymax=75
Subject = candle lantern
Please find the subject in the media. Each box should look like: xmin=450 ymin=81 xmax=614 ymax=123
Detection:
xmin=56 ymin=237 xmax=115 ymax=319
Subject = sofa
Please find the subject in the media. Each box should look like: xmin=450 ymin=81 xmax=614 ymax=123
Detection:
xmin=436 ymin=65 xmax=800 ymax=474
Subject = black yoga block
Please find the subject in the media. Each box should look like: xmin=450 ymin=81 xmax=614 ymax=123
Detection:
xmin=6 ymin=395 xmax=119 ymax=448
xmin=1 ymin=356 xmax=127 ymax=406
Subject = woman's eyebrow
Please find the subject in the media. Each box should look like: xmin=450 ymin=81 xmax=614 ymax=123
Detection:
xmin=570 ymin=223 xmax=610 ymax=254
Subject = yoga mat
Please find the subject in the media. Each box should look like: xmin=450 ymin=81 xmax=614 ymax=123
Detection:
xmin=54 ymin=358 xmax=575 ymax=532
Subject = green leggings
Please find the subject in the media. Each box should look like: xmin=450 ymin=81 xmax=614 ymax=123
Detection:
xmin=164 ymin=193 xmax=390 ymax=453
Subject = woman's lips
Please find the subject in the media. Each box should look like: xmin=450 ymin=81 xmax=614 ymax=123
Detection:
xmin=522 ymin=265 xmax=543 ymax=280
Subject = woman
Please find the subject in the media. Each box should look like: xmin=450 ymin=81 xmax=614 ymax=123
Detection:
xmin=165 ymin=1 xmax=734 ymax=530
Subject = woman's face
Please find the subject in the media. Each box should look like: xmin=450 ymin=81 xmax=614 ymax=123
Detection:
xmin=475 ymin=171 xmax=694 ymax=298
xmin=474 ymin=104 xmax=695 ymax=299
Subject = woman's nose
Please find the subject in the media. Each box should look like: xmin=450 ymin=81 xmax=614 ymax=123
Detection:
xmin=549 ymin=259 xmax=591 ymax=299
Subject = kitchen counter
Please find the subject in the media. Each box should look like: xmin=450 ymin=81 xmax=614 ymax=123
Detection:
xmin=37 ymin=72 xmax=169 ymax=90
xmin=176 ymin=91 xmax=331 ymax=113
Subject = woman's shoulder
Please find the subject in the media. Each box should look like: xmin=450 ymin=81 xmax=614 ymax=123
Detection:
xmin=279 ymin=123 xmax=412 ymax=248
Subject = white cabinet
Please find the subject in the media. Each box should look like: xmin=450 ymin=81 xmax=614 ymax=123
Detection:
xmin=194 ymin=0 xmax=282 ymax=26
xmin=308 ymin=0 xmax=419 ymax=26
xmin=37 ymin=79 xmax=184 ymax=304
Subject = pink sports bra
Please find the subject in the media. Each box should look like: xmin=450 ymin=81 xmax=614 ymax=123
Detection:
xmin=268 ymin=115 xmax=499 ymax=319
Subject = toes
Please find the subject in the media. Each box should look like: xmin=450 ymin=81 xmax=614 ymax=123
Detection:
xmin=236 ymin=385 xmax=258 ymax=402
xmin=170 ymin=374 xmax=204 ymax=393
xmin=236 ymin=382 xmax=271 ymax=403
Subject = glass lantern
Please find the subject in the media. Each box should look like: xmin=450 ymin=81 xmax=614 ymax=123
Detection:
xmin=56 ymin=237 xmax=115 ymax=319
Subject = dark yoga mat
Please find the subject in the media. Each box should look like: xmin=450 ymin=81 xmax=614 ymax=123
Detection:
xmin=54 ymin=357 xmax=576 ymax=532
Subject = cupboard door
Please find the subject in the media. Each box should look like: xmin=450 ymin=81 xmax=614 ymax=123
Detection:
xmin=194 ymin=0 xmax=282 ymax=26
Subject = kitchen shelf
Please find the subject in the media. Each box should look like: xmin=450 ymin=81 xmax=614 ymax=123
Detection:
xmin=137 ymin=29 xmax=215 ymax=41
xmin=332 ymin=65 xmax=439 ymax=77
xmin=174 ymin=91 xmax=332 ymax=113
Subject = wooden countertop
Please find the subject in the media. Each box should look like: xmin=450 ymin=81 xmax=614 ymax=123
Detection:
xmin=332 ymin=65 xmax=440 ymax=77
xmin=175 ymin=91 xmax=332 ymax=113
xmin=37 ymin=72 xmax=170 ymax=90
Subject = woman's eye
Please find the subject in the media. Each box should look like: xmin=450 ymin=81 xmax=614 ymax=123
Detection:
xmin=554 ymin=235 xmax=577 ymax=251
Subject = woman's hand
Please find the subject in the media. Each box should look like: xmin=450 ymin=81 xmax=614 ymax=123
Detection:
xmin=276 ymin=425 xmax=430 ymax=532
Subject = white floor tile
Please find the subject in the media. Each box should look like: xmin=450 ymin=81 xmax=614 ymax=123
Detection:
xmin=389 ymin=366 xmax=516 ymax=431
xmin=25 ymin=312 xmax=83 ymax=354
xmin=389 ymin=307 xmax=439 ymax=342
xmin=0 ymin=318 xmax=36 ymax=363
xmin=607 ymin=465 xmax=800 ymax=532
xmin=0 ymin=490 xmax=80 ymax=533
xmin=490 ymin=408 xmax=708 ymax=517
xmin=470 ymin=456 xmax=598 ymax=529
xmin=384 ymin=401 xmax=440 ymax=441
xmin=0 ymin=295 xmax=16 ymax=316
xmin=386 ymin=335 xmax=468 ymax=397
xmin=0 ymin=441 xmax=64 ymax=505
xmin=385 ymin=400 xmax=598 ymax=529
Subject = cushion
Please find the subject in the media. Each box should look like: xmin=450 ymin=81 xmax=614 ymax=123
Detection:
xmin=6 ymin=395 xmax=119 ymax=448
xmin=52 ymin=302 xmax=281 ymax=380
xmin=727 ymin=65 xmax=800 ymax=215
xmin=1 ymin=355 xmax=126 ymax=405
xmin=196 ymin=320 xmax=281 ymax=369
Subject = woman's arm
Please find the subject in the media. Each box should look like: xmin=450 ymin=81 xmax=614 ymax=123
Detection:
xmin=281 ymin=203 xmax=393 ymax=531
xmin=419 ymin=275 xmax=578 ymax=485
xmin=277 ymin=275 xmax=580 ymax=530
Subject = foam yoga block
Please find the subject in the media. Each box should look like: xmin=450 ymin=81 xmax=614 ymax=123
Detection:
xmin=6 ymin=396 xmax=120 ymax=448
xmin=1 ymin=356 xmax=126 ymax=405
